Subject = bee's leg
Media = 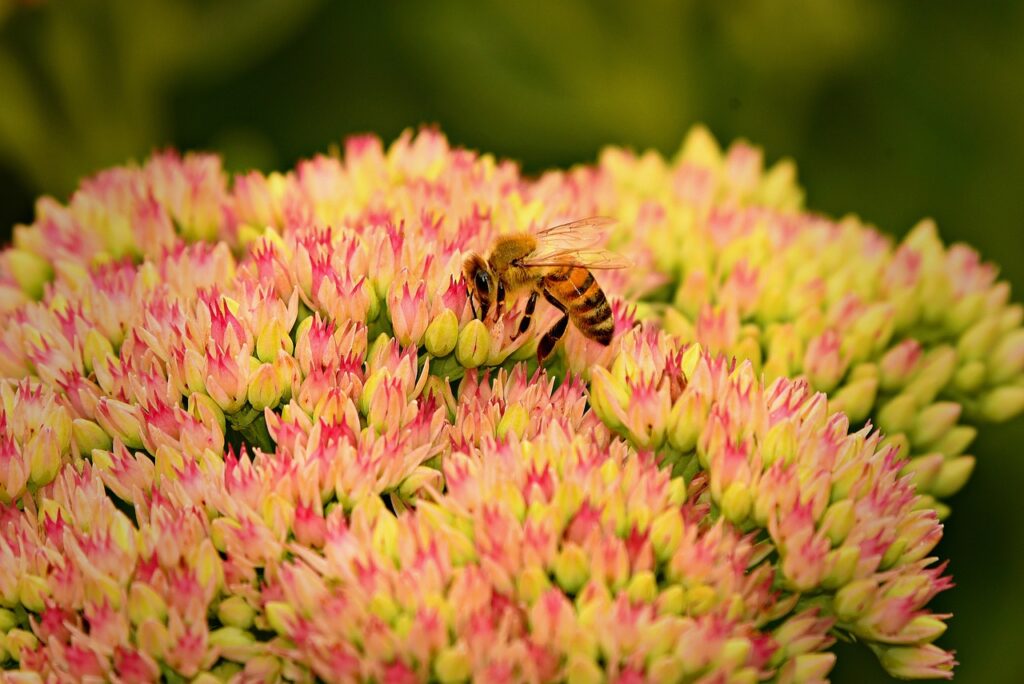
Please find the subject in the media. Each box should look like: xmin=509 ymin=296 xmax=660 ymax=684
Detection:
xmin=510 ymin=290 xmax=539 ymax=341
xmin=538 ymin=315 xmax=569 ymax=362
xmin=468 ymin=288 xmax=479 ymax=319
xmin=494 ymin=280 xmax=506 ymax=322
xmin=537 ymin=289 xmax=569 ymax=362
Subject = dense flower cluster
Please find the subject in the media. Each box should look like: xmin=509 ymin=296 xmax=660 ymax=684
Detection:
xmin=0 ymin=126 xmax=1017 ymax=680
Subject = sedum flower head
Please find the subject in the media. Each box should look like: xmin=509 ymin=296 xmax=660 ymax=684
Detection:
xmin=0 ymin=125 xmax=1014 ymax=680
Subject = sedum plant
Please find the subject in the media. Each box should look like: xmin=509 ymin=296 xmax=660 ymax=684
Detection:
xmin=0 ymin=127 xmax=1020 ymax=681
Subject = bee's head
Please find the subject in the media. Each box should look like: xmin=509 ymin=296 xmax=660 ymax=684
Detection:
xmin=463 ymin=253 xmax=494 ymax=320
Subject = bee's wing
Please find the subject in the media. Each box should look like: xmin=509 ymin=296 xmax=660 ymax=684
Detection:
xmin=517 ymin=249 xmax=633 ymax=270
xmin=534 ymin=216 xmax=617 ymax=240
xmin=523 ymin=216 xmax=627 ymax=268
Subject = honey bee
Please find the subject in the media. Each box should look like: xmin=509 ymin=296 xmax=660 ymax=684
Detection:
xmin=463 ymin=217 xmax=630 ymax=361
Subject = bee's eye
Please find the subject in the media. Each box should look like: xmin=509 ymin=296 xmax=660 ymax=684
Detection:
xmin=474 ymin=270 xmax=490 ymax=294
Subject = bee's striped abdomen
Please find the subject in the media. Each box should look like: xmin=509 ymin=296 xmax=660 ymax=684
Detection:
xmin=545 ymin=266 xmax=614 ymax=345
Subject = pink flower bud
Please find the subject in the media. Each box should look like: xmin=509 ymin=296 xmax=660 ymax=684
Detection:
xmin=804 ymin=330 xmax=847 ymax=393
xmin=875 ymin=644 xmax=955 ymax=680
xmin=388 ymin=278 xmax=431 ymax=348
xmin=95 ymin=398 xmax=145 ymax=449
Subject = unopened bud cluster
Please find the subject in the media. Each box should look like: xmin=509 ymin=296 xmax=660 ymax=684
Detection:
xmin=639 ymin=127 xmax=1023 ymax=513
xmin=0 ymin=127 xmax=1006 ymax=680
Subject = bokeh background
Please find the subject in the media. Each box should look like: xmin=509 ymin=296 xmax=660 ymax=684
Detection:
xmin=1 ymin=1 xmax=1022 ymax=681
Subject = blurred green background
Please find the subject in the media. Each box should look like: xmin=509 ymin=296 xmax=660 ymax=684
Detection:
xmin=1 ymin=1 xmax=1022 ymax=681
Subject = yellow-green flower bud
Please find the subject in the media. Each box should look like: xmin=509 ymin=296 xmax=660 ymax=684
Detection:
xmin=944 ymin=291 xmax=986 ymax=334
xmin=678 ymin=123 xmax=723 ymax=166
xmin=930 ymin=425 xmax=975 ymax=458
xmin=359 ymin=369 xmax=388 ymax=416
xmin=911 ymin=402 xmax=961 ymax=448
xmin=625 ymin=571 xmax=658 ymax=603
xmin=833 ymin=578 xmax=877 ymax=622
xmin=1000 ymin=304 xmax=1022 ymax=332
xmin=781 ymin=654 xmax=837 ymax=684
xmin=551 ymin=482 xmax=581 ymax=528
xmin=988 ymin=329 xmax=1024 ymax=384
xmin=192 ymin=674 xmax=220 ymax=684
xmin=516 ymin=564 xmax=551 ymax=605
xmin=667 ymin=478 xmax=687 ymax=506
xmin=957 ymin=316 xmax=1001 ymax=362
xmin=822 ymin=546 xmax=859 ymax=589
xmin=565 ymin=653 xmax=603 ymax=684
xmin=686 ymin=583 xmax=717 ymax=615
xmin=16 ymin=574 xmax=49 ymax=613
xmin=732 ymin=336 xmax=762 ymax=374
xmin=877 ymin=393 xmax=918 ymax=436
xmin=849 ymin=362 xmax=879 ymax=382
xmin=367 ymin=591 xmax=399 ymax=625
xmin=931 ymin=456 xmax=976 ymax=498
xmin=136 ymin=617 xmax=171 ymax=659
xmin=424 ymin=309 xmax=460 ymax=357
xmin=656 ymin=585 xmax=686 ymax=616
xmin=110 ymin=510 xmax=137 ymax=558
xmin=371 ymin=510 xmax=400 ymax=563
xmin=3 ymin=628 xmax=39 ymax=662
xmin=819 ymin=499 xmax=855 ymax=546
xmin=264 ymin=601 xmax=296 ymax=636
xmin=848 ymin=304 xmax=895 ymax=361
xmin=899 ymin=615 xmax=948 ymax=644
xmin=217 ymin=595 xmax=255 ymax=629
xmin=95 ymin=398 xmax=145 ymax=450
xmin=26 ymin=427 xmax=61 ymax=488
xmin=88 ymin=573 xmax=123 ymax=609
xmin=761 ymin=419 xmax=797 ymax=467
xmin=953 ymin=360 xmax=987 ymax=394
xmin=716 ymin=637 xmax=752 ymax=671
xmin=667 ymin=390 xmax=706 ymax=453
xmin=434 ymin=643 xmax=472 ymax=684
xmin=978 ymin=385 xmax=1024 ymax=422
xmin=662 ymin=307 xmax=695 ymax=341
xmin=626 ymin=501 xmax=652 ymax=535
xmin=247 ymin=363 xmax=282 ymax=411
xmin=455 ymin=319 xmax=490 ymax=368
xmin=0 ymin=607 xmax=17 ymax=631
xmin=614 ymin=352 xmax=641 ymax=389
xmin=649 ymin=509 xmax=684 ymax=563
xmin=876 ymin=644 xmax=955 ymax=680
xmin=904 ymin=347 xmax=956 ymax=405
xmin=48 ymin=404 xmax=72 ymax=456
xmin=194 ymin=539 xmax=224 ymax=593
xmin=879 ymin=432 xmax=910 ymax=459
xmin=553 ymin=543 xmax=590 ymax=594
xmin=256 ymin=319 xmax=294 ymax=363
xmin=5 ymin=249 xmax=52 ymax=300
xmin=128 ymin=582 xmax=168 ymax=625
xmin=238 ymin=656 xmax=280 ymax=683
xmin=680 ymin=342 xmax=704 ymax=379
xmin=398 ymin=466 xmax=444 ymax=501
xmin=900 ymin=454 xmax=943 ymax=493
xmin=648 ymin=655 xmax=686 ymax=684
xmin=643 ymin=616 xmax=682 ymax=662
xmin=880 ymin=537 xmax=907 ymax=570
xmin=589 ymin=366 xmax=630 ymax=432
xmin=209 ymin=626 xmax=257 ymax=663
xmin=189 ymin=392 xmax=226 ymax=437
xmin=73 ymin=419 xmax=112 ymax=458
xmin=721 ymin=481 xmax=752 ymax=524
xmin=764 ymin=325 xmax=803 ymax=381
xmin=496 ymin=403 xmax=529 ymax=440
xmin=212 ymin=661 xmax=243 ymax=680
xmin=828 ymin=376 xmax=877 ymax=424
